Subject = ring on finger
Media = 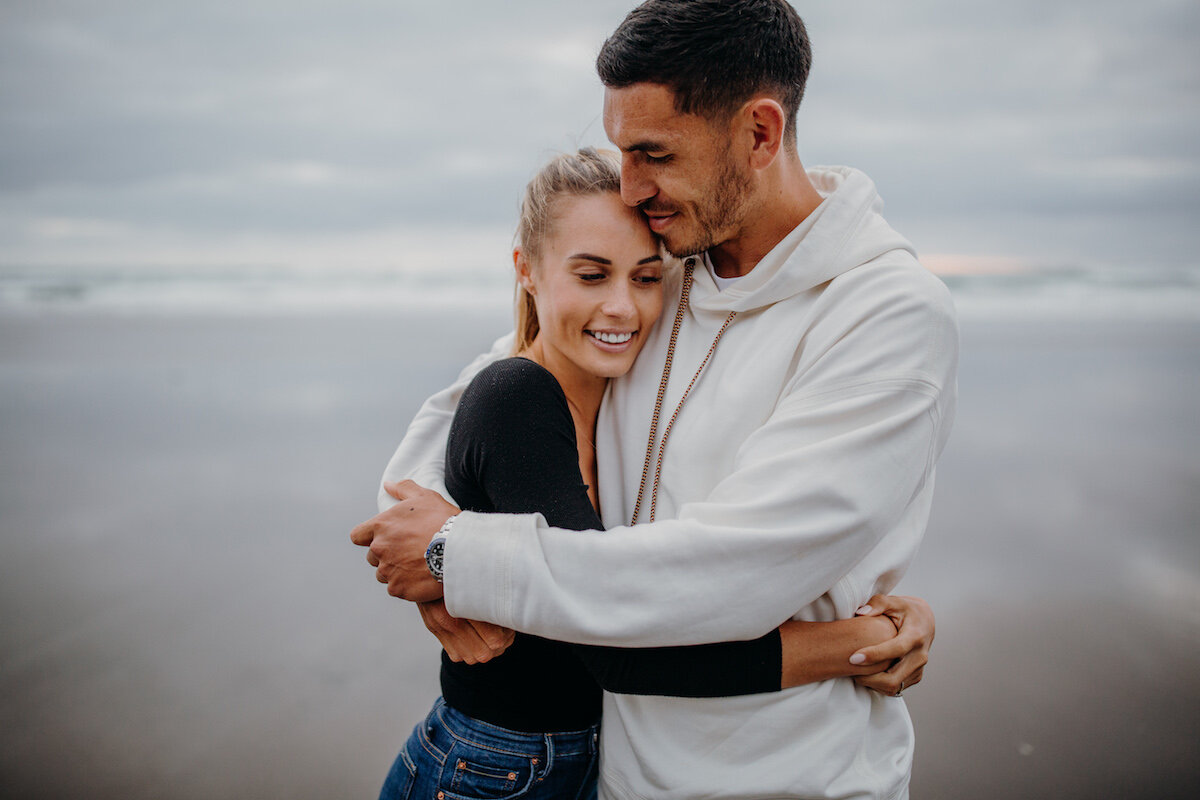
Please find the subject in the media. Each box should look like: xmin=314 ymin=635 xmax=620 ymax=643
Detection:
xmin=894 ymin=679 xmax=906 ymax=697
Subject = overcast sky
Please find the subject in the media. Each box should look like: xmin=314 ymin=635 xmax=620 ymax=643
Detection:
xmin=2 ymin=0 xmax=1198 ymax=274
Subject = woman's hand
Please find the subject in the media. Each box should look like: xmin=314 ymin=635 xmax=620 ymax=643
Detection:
xmin=417 ymin=599 xmax=516 ymax=664
xmin=848 ymin=594 xmax=934 ymax=696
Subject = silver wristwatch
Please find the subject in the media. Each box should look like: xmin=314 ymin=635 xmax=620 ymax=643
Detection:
xmin=424 ymin=514 xmax=458 ymax=582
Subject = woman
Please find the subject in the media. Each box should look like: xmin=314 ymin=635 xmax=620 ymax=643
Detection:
xmin=380 ymin=149 xmax=927 ymax=800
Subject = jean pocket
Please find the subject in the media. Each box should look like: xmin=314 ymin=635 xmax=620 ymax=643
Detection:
xmin=379 ymin=743 xmax=417 ymax=800
xmin=445 ymin=751 xmax=535 ymax=800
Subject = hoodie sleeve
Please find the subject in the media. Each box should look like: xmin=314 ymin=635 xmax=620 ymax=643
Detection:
xmin=377 ymin=332 xmax=513 ymax=511
xmin=443 ymin=271 xmax=958 ymax=646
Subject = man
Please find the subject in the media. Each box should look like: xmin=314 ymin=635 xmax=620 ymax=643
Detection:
xmin=353 ymin=1 xmax=957 ymax=797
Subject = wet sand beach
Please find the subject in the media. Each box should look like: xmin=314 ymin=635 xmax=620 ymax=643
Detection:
xmin=1 ymin=311 xmax=1197 ymax=799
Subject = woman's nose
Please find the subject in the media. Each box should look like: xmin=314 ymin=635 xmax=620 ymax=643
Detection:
xmin=601 ymin=284 xmax=636 ymax=318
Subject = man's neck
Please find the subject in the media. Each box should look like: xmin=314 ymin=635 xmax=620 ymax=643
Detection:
xmin=709 ymin=156 xmax=824 ymax=279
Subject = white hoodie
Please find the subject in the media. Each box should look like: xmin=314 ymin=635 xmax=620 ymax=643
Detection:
xmin=380 ymin=166 xmax=958 ymax=799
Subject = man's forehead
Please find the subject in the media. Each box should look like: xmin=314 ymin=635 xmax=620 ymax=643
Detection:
xmin=602 ymin=84 xmax=698 ymax=150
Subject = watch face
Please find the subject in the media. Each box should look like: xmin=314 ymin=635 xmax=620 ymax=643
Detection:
xmin=425 ymin=539 xmax=445 ymax=579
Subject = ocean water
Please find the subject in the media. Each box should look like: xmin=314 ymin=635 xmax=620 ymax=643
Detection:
xmin=1 ymin=310 xmax=1196 ymax=799
xmin=1 ymin=262 xmax=1198 ymax=319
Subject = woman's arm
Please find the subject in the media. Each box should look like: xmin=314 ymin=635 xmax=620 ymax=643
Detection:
xmin=780 ymin=615 xmax=898 ymax=687
xmin=571 ymin=636 xmax=782 ymax=697
xmin=574 ymin=601 xmax=928 ymax=697
xmin=778 ymin=594 xmax=937 ymax=690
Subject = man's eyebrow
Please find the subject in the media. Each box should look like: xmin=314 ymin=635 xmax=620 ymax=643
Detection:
xmin=624 ymin=141 xmax=669 ymax=154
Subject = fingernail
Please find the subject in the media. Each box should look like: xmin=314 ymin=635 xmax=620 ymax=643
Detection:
xmin=856 ymin=605 xmax=872 ymax=615
xmin=849 ymin=653 xmax=867 ymax=665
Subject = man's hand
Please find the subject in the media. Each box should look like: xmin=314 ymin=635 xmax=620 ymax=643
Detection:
xmin=848 ymin=594 xmax=934 ymax=696
xmin=349 ymin=480 xmax=459 ymax=603
xmin=417 ymin=600 xmax=515 ymax=664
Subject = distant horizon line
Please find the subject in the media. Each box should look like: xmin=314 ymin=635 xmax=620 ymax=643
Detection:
xmin=2 ymin=257 xmax=1196 ymax=277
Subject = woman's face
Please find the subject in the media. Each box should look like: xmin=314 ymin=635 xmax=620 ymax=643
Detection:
xmin=519 ymin=191 xmax=664 ymax=382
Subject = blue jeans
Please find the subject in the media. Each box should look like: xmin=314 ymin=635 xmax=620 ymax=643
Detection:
xmin=380 ymin=697 xmax=599 ymax=800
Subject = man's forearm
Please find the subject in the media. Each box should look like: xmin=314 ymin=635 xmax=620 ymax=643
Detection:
xmin=443 ymin=382 xmax=948 ymax=647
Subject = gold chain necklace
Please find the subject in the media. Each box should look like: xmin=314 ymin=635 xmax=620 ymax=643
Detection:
xmin=630 ymin=260 xmax=737 ymax=524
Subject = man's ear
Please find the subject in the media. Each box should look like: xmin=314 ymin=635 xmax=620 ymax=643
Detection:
xmin=513 ymin=247 xmax=536 ymax=295
xmin=743 ymin=97 xmax=786 ymax=169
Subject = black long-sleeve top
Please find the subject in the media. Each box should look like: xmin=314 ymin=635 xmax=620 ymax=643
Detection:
xmin=439 ymin=357 xmax=782 ymax=733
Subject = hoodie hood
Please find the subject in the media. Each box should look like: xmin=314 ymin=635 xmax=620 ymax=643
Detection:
xmin=691 ymin=165 xmax=918 ymax=314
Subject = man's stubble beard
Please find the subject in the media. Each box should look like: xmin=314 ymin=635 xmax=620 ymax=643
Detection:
xmin=660 ymin=151 xmax=754 ymax=260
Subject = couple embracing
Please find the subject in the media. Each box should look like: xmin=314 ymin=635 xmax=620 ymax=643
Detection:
xmin=351 ymin=2 xmax=959 ymax=798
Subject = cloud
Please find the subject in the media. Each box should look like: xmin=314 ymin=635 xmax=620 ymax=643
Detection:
xmin=1 ymin=0 xmax=1198 ymax=270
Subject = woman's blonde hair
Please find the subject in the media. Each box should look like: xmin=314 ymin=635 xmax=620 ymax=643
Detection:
xmin=512 ymin=147 xmax=623 ymax=353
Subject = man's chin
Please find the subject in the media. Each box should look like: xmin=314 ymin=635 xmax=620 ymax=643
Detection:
xmin=662 ymin=235 xmax=711 ymax=260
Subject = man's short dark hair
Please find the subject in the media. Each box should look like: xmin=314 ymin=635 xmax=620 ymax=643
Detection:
xmin=596 ymin=0 xmax=812 ymax=144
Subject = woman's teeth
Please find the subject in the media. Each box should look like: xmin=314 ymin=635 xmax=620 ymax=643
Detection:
xmin=589 ymin=331 xmax=633 ymax=344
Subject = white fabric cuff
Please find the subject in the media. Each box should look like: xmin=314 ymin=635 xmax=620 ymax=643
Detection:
xmin=442 ymin=510 xmax=541 ymax=626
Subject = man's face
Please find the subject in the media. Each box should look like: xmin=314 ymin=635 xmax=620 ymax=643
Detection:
xmin=603 ymin=83 xmax=752 ymax=258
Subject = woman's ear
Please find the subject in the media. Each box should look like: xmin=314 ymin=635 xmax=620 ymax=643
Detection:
xmin=513 ymin=247 xmax=536 ymax=295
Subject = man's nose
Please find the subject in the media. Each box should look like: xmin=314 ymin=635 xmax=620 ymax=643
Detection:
xmin=620 ymin=157 xmax=655 ymax=208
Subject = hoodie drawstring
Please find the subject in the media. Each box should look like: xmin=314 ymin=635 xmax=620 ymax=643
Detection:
xmin=631 ymin=258 xmax=738 ymax=525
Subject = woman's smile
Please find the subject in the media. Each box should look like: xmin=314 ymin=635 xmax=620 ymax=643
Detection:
xmin=586 ymin=329 xmax=637 ymax=350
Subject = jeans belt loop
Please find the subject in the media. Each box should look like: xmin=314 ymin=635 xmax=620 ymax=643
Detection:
xmin=540 ymin=734 xmax=554 ymax=779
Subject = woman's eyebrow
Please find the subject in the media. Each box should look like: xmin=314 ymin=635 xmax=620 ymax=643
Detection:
xmin=567 ymin=254 xmax=663 ymax=265
xmin=567 ymin=253 xmax=611 ymax=265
